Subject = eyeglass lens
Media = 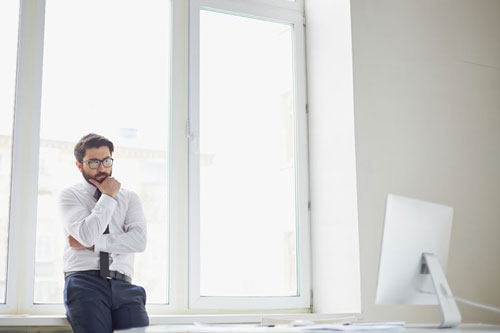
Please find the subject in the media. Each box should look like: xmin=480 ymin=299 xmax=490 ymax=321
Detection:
xmin=88 ymin=158 xmax=113 ymax=169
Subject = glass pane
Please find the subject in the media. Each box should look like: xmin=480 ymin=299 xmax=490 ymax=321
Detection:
xmin=35 ymin=0 xmax=171 ymax=304
xmin=199 ymin=10 xmax=297 ymax=297
xmin=0 ymin=0 xmax=20 ymax=304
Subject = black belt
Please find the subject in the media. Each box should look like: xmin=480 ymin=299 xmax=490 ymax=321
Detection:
xmin=65 ymin=270 xmax=131 ymax=283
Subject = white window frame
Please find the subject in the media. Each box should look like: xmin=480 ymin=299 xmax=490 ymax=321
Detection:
xmin=1 ymin=0 xmax=311 ymax=316
xmin=187 ymin=0 xmax=311 ymax=310
xmin=1 ymin=0 xmax=179 ymax=315
xmin=4 ymin=0 xmax=46 ymax=315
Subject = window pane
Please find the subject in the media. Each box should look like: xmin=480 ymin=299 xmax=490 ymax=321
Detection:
xmin=0 ymin=0 xmax=20 ymax=304
xmin=199 ymin=10 xmax=297 ymax=297
xmin=35 ymin=0 xmax=171 ymax=304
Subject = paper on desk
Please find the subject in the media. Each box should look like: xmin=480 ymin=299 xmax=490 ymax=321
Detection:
xmin=115 ymin=323 xmax=405 ymax=333
xmin=261 ymin=316 xmax=356 ymax=326
xmin=190 ymin=323 xmax=303 ymax=332
xmin=306 ymin=323 xmax=404 ymax=331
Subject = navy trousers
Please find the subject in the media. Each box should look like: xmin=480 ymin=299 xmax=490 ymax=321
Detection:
xmin=64 ymin=271 xmax=149 ymax=333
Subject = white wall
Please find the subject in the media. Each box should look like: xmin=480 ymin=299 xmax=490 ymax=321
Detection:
xmin=305 ymin=0 xmax=361 ymax=314
xmin=350 ymin=0 xmax=500 ymax=324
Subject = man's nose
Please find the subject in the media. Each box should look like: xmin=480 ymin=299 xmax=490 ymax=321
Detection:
xmin=97 ymin=163 xmax=106 ymax=171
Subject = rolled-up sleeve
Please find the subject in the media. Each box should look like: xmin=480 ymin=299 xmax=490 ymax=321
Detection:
xmin=59 ymin=189 xmax=117 ymax=248
xmin=94 ymin=191 xmax=147 ymax=254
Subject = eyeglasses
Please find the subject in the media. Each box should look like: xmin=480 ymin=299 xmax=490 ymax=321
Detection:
xmin=83 ymin=157 xmax=114 ymax=169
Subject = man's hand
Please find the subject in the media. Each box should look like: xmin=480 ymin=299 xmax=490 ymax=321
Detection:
xmin=89 ymin=176 xmax=121 ymax=197
xmin=68 ymin=235 xmax=94 ymax=251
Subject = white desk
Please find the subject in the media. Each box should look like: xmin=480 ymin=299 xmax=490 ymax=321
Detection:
xmin=115 ymin=324 xmax=500 ymax=333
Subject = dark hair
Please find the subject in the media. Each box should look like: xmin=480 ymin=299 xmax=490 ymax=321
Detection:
xmin=74 ymin=133 xmax=114 ymax=162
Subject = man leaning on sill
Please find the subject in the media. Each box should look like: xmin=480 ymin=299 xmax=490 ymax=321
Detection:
xmin=59 ymin=133 xmax=149 ymax=333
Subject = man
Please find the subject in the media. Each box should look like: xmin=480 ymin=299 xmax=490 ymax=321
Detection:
xmin=59 ymin=133 xmax=149 ymax=333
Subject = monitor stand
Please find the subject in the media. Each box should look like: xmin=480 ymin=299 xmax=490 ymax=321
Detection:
xmin=421 ymin=253 xmax=462 ymax=328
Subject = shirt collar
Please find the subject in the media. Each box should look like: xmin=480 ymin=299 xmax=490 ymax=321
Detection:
xmin=82 ymin=181 xmax=98 ymax=196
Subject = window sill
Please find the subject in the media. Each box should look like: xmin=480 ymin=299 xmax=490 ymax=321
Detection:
xmin=0 ymin=315 xmax=69 ymax=327
xmin=0 ymin=313 xmax=356 ymax=327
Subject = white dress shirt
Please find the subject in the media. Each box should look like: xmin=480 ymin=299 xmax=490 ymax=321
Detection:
xmin=59 ymin=181 xmax=147 ymax=278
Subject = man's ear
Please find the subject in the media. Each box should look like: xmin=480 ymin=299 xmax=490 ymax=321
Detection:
xmin=76 ymin=161 xmax=83 ymax=172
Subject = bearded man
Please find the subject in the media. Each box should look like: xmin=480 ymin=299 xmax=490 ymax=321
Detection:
xmin=59 ymin=133 xmax=149 ymax=333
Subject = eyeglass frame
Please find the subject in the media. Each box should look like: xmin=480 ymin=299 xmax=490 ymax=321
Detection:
xmin=82 ymin=157 xmax=114 ymax=169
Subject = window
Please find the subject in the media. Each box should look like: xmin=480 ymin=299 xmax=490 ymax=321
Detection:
xmin=0 ymin=0 xmax=20 ymax=304
xmin=189 ymin=0 xmax=309 ymax=309
xmin=1 ymin=0 xmax=309 ymax=315
xmin=34 ymin=0 xmax=171 ymax=304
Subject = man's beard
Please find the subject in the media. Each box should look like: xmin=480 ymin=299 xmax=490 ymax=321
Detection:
xmin=82 ymin=169 xmax=112 ymax=184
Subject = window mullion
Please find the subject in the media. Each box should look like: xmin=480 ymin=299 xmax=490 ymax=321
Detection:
xmin=187 ymin=0 xmax=202 ymax=310
xmin=7 ymin=0 xmax=46 ymax=314
xmin=291 ymin=21 xmax=311 ymax=307
xmin=167 ymin=0 xmax=190 ymax=313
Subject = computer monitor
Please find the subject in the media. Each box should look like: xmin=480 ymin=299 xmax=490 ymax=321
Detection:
xmin=375 ymin=194 xmax=461 ymax=327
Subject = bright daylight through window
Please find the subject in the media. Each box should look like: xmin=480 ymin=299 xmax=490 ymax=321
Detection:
xmin=34 ymin=0 xmax=171 ymax=304
xmin=199 ymin=11 xmax=297 ymax=297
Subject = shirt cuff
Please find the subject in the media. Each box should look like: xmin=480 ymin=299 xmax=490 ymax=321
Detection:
xmin=94 ymin=234 xmax=109 ymax=253
xmin=98 ymin=193 xmax=118 ymax=207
